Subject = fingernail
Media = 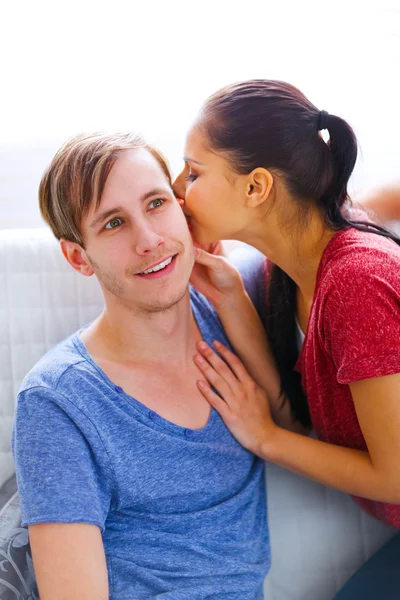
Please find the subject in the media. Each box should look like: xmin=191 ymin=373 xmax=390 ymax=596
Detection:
xmin=195 ymin=355 xmax=205 ymax=364
xmin=198 ymin=341 xmax=207 ymax=350
xmin=213 ymin=340 xmax=221 ymax=348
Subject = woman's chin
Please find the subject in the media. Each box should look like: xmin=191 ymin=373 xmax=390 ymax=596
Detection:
xmin=191 ymin=226 xmax=218 ymax=246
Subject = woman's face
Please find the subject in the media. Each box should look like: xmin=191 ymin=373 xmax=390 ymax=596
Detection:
xmin=173 ymin=126 xmax=250 ymax=244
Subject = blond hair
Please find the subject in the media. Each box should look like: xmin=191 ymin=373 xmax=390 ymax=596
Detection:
xmin=39 ymin=132 xmax=172 ymax=247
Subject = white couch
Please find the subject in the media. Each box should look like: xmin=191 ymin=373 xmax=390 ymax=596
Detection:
xmin=0 ymin=228 xmax=396 ymax=600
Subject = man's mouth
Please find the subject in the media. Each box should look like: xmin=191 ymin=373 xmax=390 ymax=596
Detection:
xmin=136 ymin=254 xmax=178 ymax=278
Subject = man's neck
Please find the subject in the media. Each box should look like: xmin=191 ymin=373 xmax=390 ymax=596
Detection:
xmin=81 ymin=289 xmax=201 ymax=369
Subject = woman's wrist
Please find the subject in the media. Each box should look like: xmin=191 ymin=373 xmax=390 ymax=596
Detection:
xmin=213 ymin=278 xmax=248 ymax=312
xmin=257 ymin=424 xmax=284 ymax=461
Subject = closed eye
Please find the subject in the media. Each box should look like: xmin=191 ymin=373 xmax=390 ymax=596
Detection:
xmin=185 ymin=165 xmax=198 ymax=183
xmin=185 ymin=173 xmax=198 ymax=183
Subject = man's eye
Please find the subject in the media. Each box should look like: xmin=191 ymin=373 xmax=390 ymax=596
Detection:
xmin=148 ymin=198 xmax=164 ymax=209
xmin=105 ymin=217 xmax=123 ymax=229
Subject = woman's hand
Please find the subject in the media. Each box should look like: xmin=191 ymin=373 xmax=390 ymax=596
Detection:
xmin=194 ymin=339 xmax=278 ymax=455
xmin=190 ymin=246 xmax=244 ymax=309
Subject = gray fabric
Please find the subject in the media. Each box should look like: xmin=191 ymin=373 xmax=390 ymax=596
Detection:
xmin=0 ymin=492 xmax=38 ymax=599
xmin=0 ymin=475 xmax=17 ymax=510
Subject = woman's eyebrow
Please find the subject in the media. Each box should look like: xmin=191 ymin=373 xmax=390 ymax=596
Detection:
xmin=183 ymin=157 xmax=204 ymax=166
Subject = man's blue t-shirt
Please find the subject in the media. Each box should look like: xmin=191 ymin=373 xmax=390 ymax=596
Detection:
xmin=12 ymin=282 xmax=270 ymax=599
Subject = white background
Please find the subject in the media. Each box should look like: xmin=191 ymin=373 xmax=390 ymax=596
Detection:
xmin=0 ymin=0 xmax=399 ymax=229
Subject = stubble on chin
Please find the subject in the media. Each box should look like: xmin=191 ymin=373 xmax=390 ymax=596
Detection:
xmin=87 ymin=245 xmax=193 ymax=315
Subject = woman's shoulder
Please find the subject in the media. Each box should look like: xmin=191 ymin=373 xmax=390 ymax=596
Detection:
xmin=321 ymin=227 xmax=400 ymax=285
xmin=315 ymin=228 xmax=400 ymax=321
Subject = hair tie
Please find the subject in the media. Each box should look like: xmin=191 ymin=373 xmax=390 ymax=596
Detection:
xmin=318 ymin=110 xmax=329 ymax=131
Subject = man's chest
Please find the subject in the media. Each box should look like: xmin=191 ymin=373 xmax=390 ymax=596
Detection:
xmin=96 ymin=360 xmax=212 ymax=429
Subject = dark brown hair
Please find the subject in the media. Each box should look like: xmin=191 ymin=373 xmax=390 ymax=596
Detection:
xmin=199 ymin=79 xmax=400 ymax=427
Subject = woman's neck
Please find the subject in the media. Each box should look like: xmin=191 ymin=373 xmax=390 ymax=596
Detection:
xmin=240 ymin=206 xmax=336 ymax=301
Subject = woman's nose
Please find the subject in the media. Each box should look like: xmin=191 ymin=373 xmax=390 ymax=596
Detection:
xmin=172 ymin=171 xmax=186 ymax=200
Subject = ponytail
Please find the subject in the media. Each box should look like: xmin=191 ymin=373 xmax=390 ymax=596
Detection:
xmin=267 ymin=113 xmax=400 ymax=426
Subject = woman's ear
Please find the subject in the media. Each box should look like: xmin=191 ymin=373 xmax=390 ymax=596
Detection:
xmin=245 ymin=168 xmax=274 ymax=208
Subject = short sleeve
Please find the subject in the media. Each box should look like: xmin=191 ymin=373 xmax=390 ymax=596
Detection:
xmin=11 ymin=386 xmax=114 ymax=531
xmin=323 ymin=265 xmax=400 ymax=385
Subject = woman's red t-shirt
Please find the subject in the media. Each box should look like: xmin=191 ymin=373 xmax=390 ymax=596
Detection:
xmin=294 ymin=227 xmax=400 ymax=528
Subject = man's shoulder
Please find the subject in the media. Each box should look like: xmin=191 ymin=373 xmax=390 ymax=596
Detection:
xmin=19 ymin=330 xmax=89 ymax=396
xmin=189 ymin=287 xmax=233 ymax=349
xmin=229 ymin=244 xmax=267 ymax=320
xmin=189 ymin=286 xmax=218 ymax=322
xmin=228 ymin=243 xmax=265 ymax=278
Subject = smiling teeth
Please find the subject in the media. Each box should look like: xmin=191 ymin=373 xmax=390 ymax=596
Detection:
xmin=142 ymin=256 xmax=173 ymax=274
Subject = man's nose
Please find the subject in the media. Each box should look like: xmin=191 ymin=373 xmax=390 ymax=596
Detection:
xmin=134 ymin=224 xmax=165 ymax=256
xmin=172 ymin=171 xmax=187 ymax=200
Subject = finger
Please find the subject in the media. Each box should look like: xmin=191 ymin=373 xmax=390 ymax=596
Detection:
xmin=194 ymin=246 xmax=228 ymax=271
xmin=196 ymin=341 xmax=240 ymax=394
xmin=194 ymin=352 xmax=237 ymax=402
xmin=197 ymin=380 xmax=232 ymax=420
xmin=193 ymin=240 xmax=225 ymax=256
xmin=212 ymin=340 xmax=257 ymax=389
xmin=212 ymin=241 xmax=228 ymax=258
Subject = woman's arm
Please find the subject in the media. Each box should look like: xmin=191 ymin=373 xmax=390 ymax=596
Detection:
xmin=191 ymin=247 xmax=307 ymax=433
xmin=264 ymin=372 xmax=400 ymax=502
xmin=195 ymin=342 xmax=400 ymax=503
xmin=215 ymin=287 xmax=305 ymax=433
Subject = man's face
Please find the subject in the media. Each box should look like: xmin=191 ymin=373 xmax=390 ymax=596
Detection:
xmin=80 ymin=148 xmax=195 ymax=314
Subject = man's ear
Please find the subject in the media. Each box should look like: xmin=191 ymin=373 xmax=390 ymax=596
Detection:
xmin=245 ymin=168 xmax=274 ymax=208
xmin=60 ymin=239 xmax=94 ymax=276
